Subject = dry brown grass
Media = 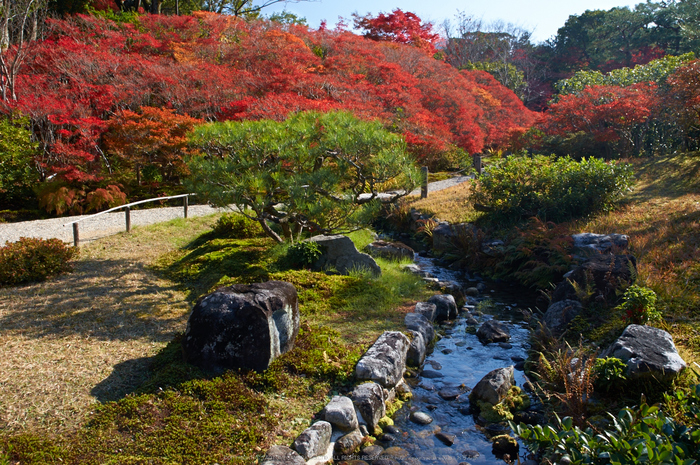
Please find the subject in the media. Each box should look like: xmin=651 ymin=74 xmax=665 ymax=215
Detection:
xmin=0 ymin=215 xmax=219 ymax=433
xmin=405 ymin=181 xmax=478 ymax=224
xmin=576 ymin=154 xmax=700 ymax=362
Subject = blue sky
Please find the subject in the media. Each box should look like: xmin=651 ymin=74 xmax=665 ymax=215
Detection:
xmin=266 ymin=0 xmax=642 ymax=43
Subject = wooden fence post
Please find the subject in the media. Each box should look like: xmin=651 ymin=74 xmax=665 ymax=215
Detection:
xmin=473 ymin=154 xmax=483 ymax=175
xmin=183 ymin=195 xmax=189 ymax=219
xmin=125 ymin=206 xmax=131 ymax=232
xmin=421 ymin=166 xmax=429 ymax=199
xmin=72 ymin=223 xmax=79 ymax=247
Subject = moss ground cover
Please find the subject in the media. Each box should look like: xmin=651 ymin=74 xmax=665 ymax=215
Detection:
xmin=0 ymin=215 xmax=430 ymax=464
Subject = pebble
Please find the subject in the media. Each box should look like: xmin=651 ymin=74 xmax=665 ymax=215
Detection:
xmin=435 ymin=432 xmax=456 ymax=446
xmin=410 ymin=411 xmax=434 ymax=425
xmin=462 ymin=449 xmax=480 ymax=459
xmin=378 ymin=433 xmax=397 ymax=443
xmin=442 ymin=349 xmax=454 ymax=355
xmin=427 ymin=360 xmax=443 ymax=370
xmin=438 ymin=387 xmax=463 ymax=401
xmin=498 ymin=342 xmax=513 ymax=349
xmin=384 ymin=425 xmax=401 ymax=435
xmin=422 ymin=370 xmax=445 ymax=379
xmin=382 ymin=446 xmax=410 ymax=458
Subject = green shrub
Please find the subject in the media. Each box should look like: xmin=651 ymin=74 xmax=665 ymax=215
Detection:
xmin=0 ymin=237 xmax=77 ymax=285
xmin=470 ymin=154 xmax=634 ymax=224
xmin=618 ymin=285 xmax=661 ymax=325
xmin=284 ymin=241 xmax=322 ymax=269
xmin=593 ymin=357 xmax=628 ymax=394
xmin=211 ymin=213 xmax=263 ymax=239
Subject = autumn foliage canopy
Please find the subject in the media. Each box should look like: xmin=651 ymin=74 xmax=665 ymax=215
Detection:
xmin=0 ymin=9 xmax=537 ymax=212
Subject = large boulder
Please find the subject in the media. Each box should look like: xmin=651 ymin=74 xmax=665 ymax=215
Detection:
xmin=552 ymin=254 xmax=637 ymax=305
xmin=543 ymin=300 xmax=584 ymax=337
xmin=601 ymin=324 xmax=687 ymax=381
xmin=261 ymin=445 xmax=306 ymax=465
xmin=322 ymin=396 xmax=359 ymax=432
xmin=292 ymin=421 xmax=332 ymax=460
xmin=470 ymin=366 xmax=515 ymax=405
xmin=182 ymin=281 xmax=299 ymax=373
xmin=477 ymin=320 xmax=511 ymax=344
xmin=428 ymin=294 xmax=458 ymax=322
xmin=355 ymin=331 xmax=410 ymax=388
xmin=306 ymin=235 xmax=381 ymax=277
xmin=365 ymin=240 xmax=415 ymax=261
xmin=352 ymin=382 xmax=386 ymax=432
xmin=405 ymin=312 xmax=435 ymax=343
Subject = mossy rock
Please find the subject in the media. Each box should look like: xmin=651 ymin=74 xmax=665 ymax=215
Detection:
xmin=475 ymin=386 xmax=530 ymax=423
xmin=477 ymin=400 xmax=513 ymax=422
xmin=378 ymin=416 xmax=394 ymax=429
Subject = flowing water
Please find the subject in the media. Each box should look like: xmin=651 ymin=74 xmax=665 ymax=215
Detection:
xmin=371 ymin=256 xmax=540 ymax=464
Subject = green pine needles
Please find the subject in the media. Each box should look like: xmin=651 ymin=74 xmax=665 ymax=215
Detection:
xmin=187 ymin=111 xmax=420 ymax=243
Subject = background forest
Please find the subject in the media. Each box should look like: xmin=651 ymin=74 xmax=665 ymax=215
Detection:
xmin=2 ymin=0 xmax=700 ymax=218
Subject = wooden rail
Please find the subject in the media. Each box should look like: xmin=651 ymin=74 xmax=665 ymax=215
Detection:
xmin=63 ymin=193 xmax=193 ymax=247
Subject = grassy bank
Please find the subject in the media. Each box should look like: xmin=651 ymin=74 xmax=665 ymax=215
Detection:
xmin=0 ymin=217 xmax=430 ymax=464
xmin=406 ymin=152 xmax=700 ymax=375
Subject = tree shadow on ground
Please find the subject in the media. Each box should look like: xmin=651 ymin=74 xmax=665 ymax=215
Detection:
xmin=91 ymin=356 xmax=154 ymax=402
xmin=0 ymin=258 xmax=191 ymax=342
xmin=156 ymin=236 xmax=274 ymax=304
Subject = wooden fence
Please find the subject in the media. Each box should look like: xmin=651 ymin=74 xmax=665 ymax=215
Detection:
xmin=63 ymin=193 xmax=193 ymax=247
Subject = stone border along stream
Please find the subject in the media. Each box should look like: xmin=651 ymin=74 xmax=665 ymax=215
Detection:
xmin=262 ymin=296 xmax=448 ymax=465
xmin=0 ymin=176 xmax=471 ymax=246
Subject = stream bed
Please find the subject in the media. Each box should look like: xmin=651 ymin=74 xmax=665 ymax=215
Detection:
xmin=369 ymin=256 xmax=540 ymax=464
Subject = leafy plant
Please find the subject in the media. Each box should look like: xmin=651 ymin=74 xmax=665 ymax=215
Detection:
xmin=532 ymin=342 xmax=597 ymax=426
xmin=618 ymin=285 xmax=661 ymax=325
xmin=284 ymin=241 xmax=322 ymax=269
xmin=593 ymin=357 xmax=628 ymax=394
xmin=513 ymin=386 xmax=700 ymax=464
xmin=0 ymin=237 xmax=78 ymax=285
xmin=492 ymin=218 xmax=574 ymax=289
xmin=0 ymin=115 xmax=38 ymax=206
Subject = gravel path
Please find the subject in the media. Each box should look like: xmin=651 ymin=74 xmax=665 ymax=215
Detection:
xmin=0 ymin=204 xmax=230 ymax=245
xmin=0 ymin=176 xmax=471 ymax=245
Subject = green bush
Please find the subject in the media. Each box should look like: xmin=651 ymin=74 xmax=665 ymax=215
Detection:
xmin=593 ymin=357 xmax=628 ymax=394
xmin=0 ymin=237 xmax=77 ymax=285
xmin=470 ymin=154 xmax=634 ymax=224
xmin=212 ymin=213 xmax=263 ymax=239
xmin=284 ymin=241 xmax=322 ymax=269
xmin=618 ymin=285 xmax=661 ymax=325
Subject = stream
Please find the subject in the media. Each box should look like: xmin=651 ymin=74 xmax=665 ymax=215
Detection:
xmin=369 ymin=255 xmax=540 ymax=464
